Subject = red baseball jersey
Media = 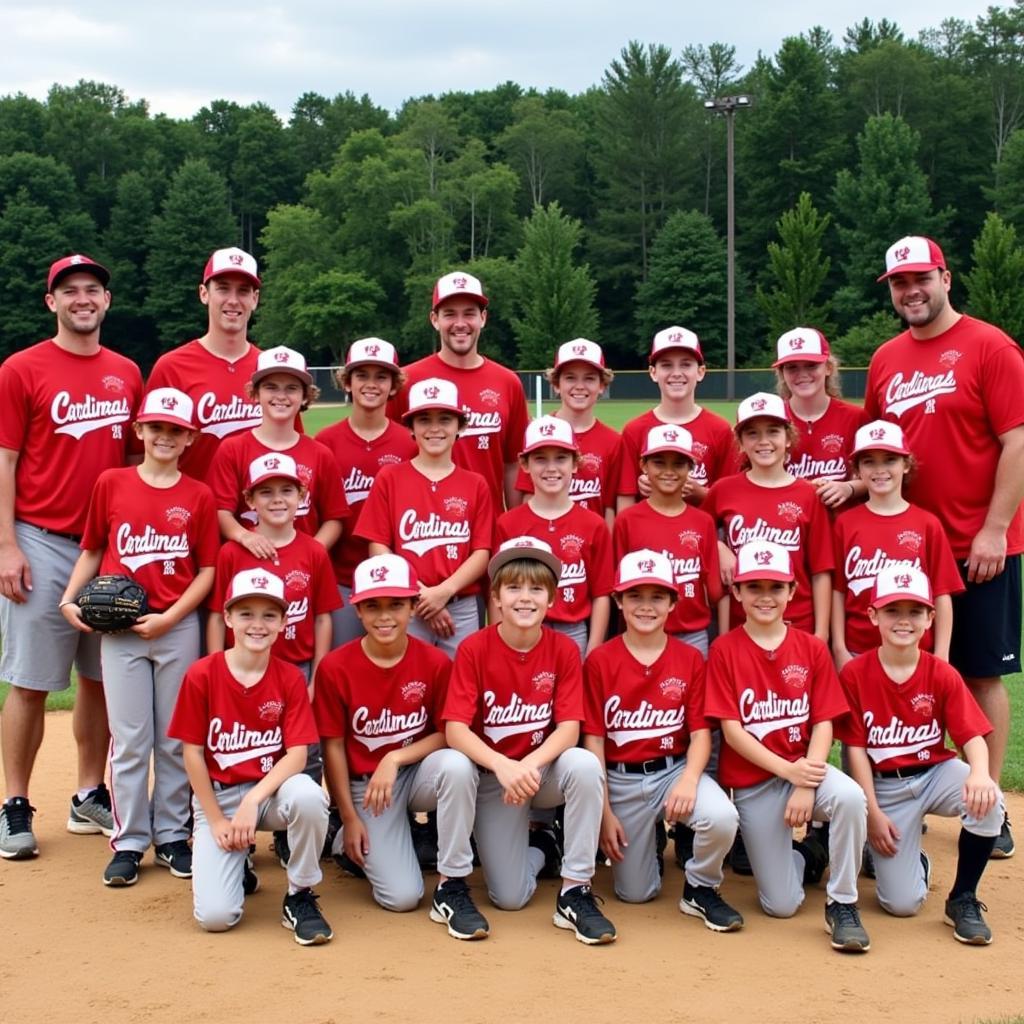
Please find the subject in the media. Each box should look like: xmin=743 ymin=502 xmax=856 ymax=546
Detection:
xmin=312 ymin=636 xmax=451 ymax=776
xmin=703 ymin=474 xmax=834 ymax=633
xmin=833 ymin=503 xmax=964 ymax=654
xmin=207 ymin=431 xmax=349 ymax=537
xmin=785 ymin=398 xmax=865 ymax=481
xmin=354 ymin=461 xmax=493 ymax=594
xmin=0 ymin=341 xmax=142 ymax=535
xmin=613 ymin=501 xmax=723 ymax=634
xmin=391 ymin=354 xmax=529 ymax=511
xmin=315 ymin=417 xmax=417 ymax=586
xmin=146 ymin=340 xmax=263 ymax=481
xmin=583 ymin=635 xmax=708 ymax=761
xmin=705 ymin=626 xmax=849 ymax=789
xmin=617 ymin=408 xmax=736 ymax=500
xmin=168 ymin=652 xmax=317 ymax=786
xmin=494 ymin=503 xmax=613 ymax=623
xmin=210 ymin=534 xmax=341 ymax=664
xmin=442 ymin=624 xmax=584 ymax=760
xmin=82 ymin=467 xmax=220 ymax=610
xmin=836 ymin=650 xmax=991 ymax=773
xmin=864 ymin=315 xmax=1024 ymax=557
xmin=515 ymin=418 xmax=624 ymax=515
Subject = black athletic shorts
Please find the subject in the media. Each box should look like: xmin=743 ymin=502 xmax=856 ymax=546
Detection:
xmin=948 ymin=554 xmax=1022 ymax=678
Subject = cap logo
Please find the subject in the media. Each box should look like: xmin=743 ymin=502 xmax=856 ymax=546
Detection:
xmin=664 ymin=430 xmax=678 ymax=441
xmin=539 ymin=423 xmax=556 ymax=436
xmin=366 ymin=343 xmax=380 ymax=356
xmin=265 ymin=457 xmax=280 ymax=469
xmin=870 ymin=428 xmax=885 ymax=440
xmin=638 ymin=559 xmax=655 ymax=573
xmin=252 ymin=576 xmax=269 ymax=589
xmin=668 ymin=331 xmax=683 ymax=343
xmin=789 ymin=337 xmax=805 ymax=350
xmin=70 ymin=255 xmax=84 ymax=265
xmin=894 ymin=246 xmax=910 ymax=263
xmin=453 ymin=276 xmax=467 ymax=288
xmin=424 ymin=385 xmax=440 ymax=399
xmin=229 ymin=253 xmax=243 ymax=266
xmin=751 ymin=398 xmax=767 ymax=411
xmin=572 ymin=344 xmax=586 ymax=355
xmin=514 ymin=539 xmax=534 ymax=549
xmin=274 ymin=351 xmax=289 ymax=363
xmin=160 ymin=396 xmax=178 ymax=410
xmin=895 ymin=573 xmax=912 ymax=588
xmin=369 ymin=566 xmax=389 ymax=582
xmin=754 ymin=550 xmax=773 ymax=565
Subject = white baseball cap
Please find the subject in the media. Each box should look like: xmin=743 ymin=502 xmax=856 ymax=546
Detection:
xmin=641 ymin=424 xmax=695 ymax=461
xmin=224 ymin=569 xmax=287 ymax=609
xmin=402 ymin=377 xmax=464 ymax=423
xmin=246 ymin=452 xmax=302 ymax=489
xmin=649 ymin=326 xmax=704 ymax=365
xmin=877 ymin=236 xmax=946 ymax=282
xmin=871 ymin=565 xmax=934 ymax=609
xmin=736 ymin=391 xmax=789 ymax=429
xmin=345 ymin=337 xmax=400 ymax=371
xmin=251 ymin=346 xmax=313 ymax=387
xmin=433 ymin=271 xmax=488 ymax=309
xmin=487 ymin=536 xmax=562 ymax=583
xmin=351 ymin=554 xmax=420 ymax=603
xmin=613 ymin=549 xmax=679 ymax=594
xmin=554 ymin=338 xmax=605 ymax=372
xmin=772 ymin=327 xmax=831 ymax=367
xmin=851 ymin=420 xmax=911 ymax=459
xmin=520 ymin=415 xmax=577 ymax=456
xmin=733 ymin=541 xmax=794 ymax=583
xmin=136 ymin=387 xmax=195 ymax=430
xmin=203 ymin=247 xmax=260 ymax=287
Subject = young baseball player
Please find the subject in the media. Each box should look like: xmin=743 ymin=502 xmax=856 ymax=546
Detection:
xmin=496 ymin=415 xmax=613 ymax=656
xmin=168 ymin=569 xmax=333 ymax=945
xmin=837 ymin=565 xmax=1004 ymax=944
xmin=514 ymin=339 xmax=622 ymax=527
xmin=583 ymin=549 xmax=742 ymax=931
xmin=356 ymin=377 xmax=493 ymax=657
xmin=703 ymin=392 xmax=833 ymax=640
xmin=316 ymin=338 xmax=416 ymax=646
xmin=617 ymin=327 xmax=735 ymax=511
xmin=59 ymin=388 xmax=219 ymax=887
xmin=442 ymin=536 xmax=616 ymax=945
xmin=704 ymin=541 xmax=870 ymax=953
xmin=773 ymin=328 xmax=865 ymax=509
xmin=832 ymin=420 xmax=963 ymax=670
xmin=613 ymin=425 xmax=723 ymax=657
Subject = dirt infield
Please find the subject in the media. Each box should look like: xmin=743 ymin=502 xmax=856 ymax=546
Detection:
xmin=3 ymin=712 xmax=1022 ymax=1024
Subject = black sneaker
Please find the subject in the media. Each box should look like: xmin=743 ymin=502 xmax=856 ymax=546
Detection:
xmin=672 ymin=823 xmax=695 ymax=871
xmin=944 ymin=892 xmax=992 ymax=945
xmin=921 ymin=850 xmax=931 ymax=891
xmin=655 ymin=820 xmax=667 ymax=877
xmin=529 ymin=825 xmax=562 ymax=879
xmin=679 ymin=881 xmax=744 ymax=932
xmin=411 ymin=812 xmax=438 ymax=871
xmin=991 ymin=815 xmax=1014 ymax=859
xmin=154 ymin=840 xmax=193 ymax=878
xmin=429 ymin=878 xmax=490 ymax=940
xmin=272 ymin=829 xmax=290 ymax=868
xmin=729 ymin=831 xmax=753 ymax=876
xmin=243 ymin=853 xmax=260 ymax=896
xmin=862 ymin=844 xmax=876 ymax=879
xmin=824 ymin=900 xmax=870 ymax=953
xmin=322 ymin=806 xmax=342 ymax=861
xmin=332 ymin=848 xmax=367 ymax=879
xmin=0 ymin=797 xmax=38 ymax=859
xmin=553 ymin=885 xmax=617 ymax=945
xmin=104 ymin=850 xmax=143 ymax=887
xmin=282 ymin=889 xmax=333 ymax=945
xmin=795 ymin=826 xmax=829 ymax=885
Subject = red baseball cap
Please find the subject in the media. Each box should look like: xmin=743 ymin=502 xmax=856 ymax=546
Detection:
xmin=224 ymin=569 xmax=287 ymax=610
xmin=47 ymin=254 xmax=110 ymax=292
xmin=351 ymin=554 xmax=420 ymax=603
xmin=203 ymin=247 xmax=261 ymax=287
xmin=772 ymin=328 xmax=831 ymax=367
xmin=613 ymin=549 xmax=679 ymax=594
xmin=520 ymin=416 xmax=577 ymax=456
xmin=877 ymin=236 xmax=946 ymax=282
xmin=733 ymin=541 xmax=794 ymax=584
xmin=136 ymin=388 xmax=195 ymax=430
xmin=432 ymin=271 xmax=488 ymax=310
xmin=554 ymin=338 xmax=605 ymax=373
xmin=870 ymin=565 xmax=934 ymax=610
xmin=649 ymin=326 xmax=704 ymax=365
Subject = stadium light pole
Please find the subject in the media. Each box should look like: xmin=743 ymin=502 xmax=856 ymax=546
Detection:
xmin=704 ymin=94 xmax=751 ymax=400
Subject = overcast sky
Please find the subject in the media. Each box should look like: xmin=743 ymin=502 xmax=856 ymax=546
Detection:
xmin=2 ymin=1 xmax=997 ymax=119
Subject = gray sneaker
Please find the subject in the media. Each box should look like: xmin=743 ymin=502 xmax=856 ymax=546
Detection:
xmin=67 ymin=784 xmax=114 ymax=837
xmin=944 ymin=892 xmax=992 ymax=945
xmin=0 ymin=798 xmax=38 ymax=859
xmin=824 ymin=900 xmax=870 ymax=953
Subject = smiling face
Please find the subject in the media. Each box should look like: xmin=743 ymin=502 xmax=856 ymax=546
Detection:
xmin=868 ymin=599 xmax=934 ymax=649
xmin=244 ymin=478 xmax=303 ymax=527
xmin=615 ymin=584 xmax=675 ymax=636
xmin=494 ymin=564 xmax=554 ymax=631
xmin=780 ymin=360 xmax=828 ymax=401
xmin=855 ymin=450 xmax=909 ymax=499
xmin=346 ymin=365 xmax=398 ymax=411
xmin=354 ymin=595 xmax=414 ymax=647
xmin=738 ymin=418 xmax=790 ymax=470
xmin=134 ymin=420 xmax=195 ymax=463
xmin=430 ymin=299 xmax=486 ymax=359
xmin=641 ymin=451 xmax=692 ymax=498
xmin=411 ymin=408 xmax=461 ymax=457
xmin=223 ymin=596 xmax=285 ymax=652
xmin=553 ymin=363 xmax=604 ymax=413
xmin=255 ymin=373 xmax=305 ymax=423
xmin=732 ymin=579 xmax=795 ymax=626
xmin=46 ymin=272 xmax=111 ymax=337
xmin=200 ymin=273 xmax=258 ymax=337
xmin=649 ymin=352 xmax=705 ymax=403
xmin=886 ymin=268 xmax=952 ymax=332
xmin=522 ymin=446 xmax=576 ymax=497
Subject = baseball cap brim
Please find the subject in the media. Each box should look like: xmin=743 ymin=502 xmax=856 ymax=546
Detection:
xmin=641 ymin=443 xmax=695 ymax=461
xmin=224 ymin=588 xmax=287 ymax=610
xmin=401 ymin=403 xmax=465 ymax=424
xmin=487 ymin=546 xmax=562 ymax=583
xmin=649 ymin=345 xmax=704 ymax=365
xmin=48 ymin=261 xmax=110 ymax=292
xmin=870 ymin=590 xmax=934 ymax=610
xmin=876 ymin=262 xmax=942 ymax=283
xmin=851 ymin=441 xmax=910 ymax=458
xmin=733 ymin=567 xmax=794 ymax=583
xmin=205 ymin=267 xmax=261 ymax=287
xmin=136 ymin=411 xmax=195 ymax=431
xmin=251 ymin=365 xmax=313 ymax=387
xmin=772 ymin=352 xmax=829 ymax=368
xmin=520 ymin=438 xmax=577 ymax=457
xmin=613 ymin=574 xmax=680 ymax=595
xmin=346 ymin=356 xmax=400 ymax=372
xmin=247 ymin=469 xmax=302 ymax=489
xmin=350 ymin=583 xmax=420 ymax=604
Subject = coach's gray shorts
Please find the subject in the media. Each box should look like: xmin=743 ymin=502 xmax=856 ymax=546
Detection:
xmin=0 ymin=521 xmax=101 ymax=691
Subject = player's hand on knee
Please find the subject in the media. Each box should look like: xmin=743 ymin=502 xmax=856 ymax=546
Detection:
xmin=600 ymin=812 xmax=627 ymax=863
xmin=363 ymin=755 xmax=398 ymax=816
xmin=229 ymin=799 xmax=258 ymax=850
xmin=665 ymin=776 xmax=698 ymax=823
xmin=495 ymin=757 xmax=541 ymax=804
xmin=210 ymin=815 xmax=234 ymax=852
xmin=60 ymin=601 xmax=94 ymax=633
xmin=0 ymin=543 xmax=31 ymax=603
xmin=962 ymin=772 xmax=999 ymax=819
xmin=784 ymin=786 xmax=815 ymax=827
xmin=867 ymin=808 xmax=899 ymax=857
xmin=786 ymin=757 xmax=827 ymax=788
xmin=343 ymin=816 xmax=369 ymax=866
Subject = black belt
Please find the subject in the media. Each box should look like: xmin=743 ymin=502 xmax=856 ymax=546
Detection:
xmin=607 ymin=755 xmax=679 ymax=775
xmin=874 ymin=763 xmax=932 ymax=780
xmin=32 ymin=525 xmax=82 ymax=543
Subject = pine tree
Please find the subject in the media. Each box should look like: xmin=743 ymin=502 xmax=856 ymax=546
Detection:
xmin=963 ymin=211 xmax=1024 ymax=341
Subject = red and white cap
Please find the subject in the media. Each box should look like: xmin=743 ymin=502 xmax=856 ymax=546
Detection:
xmin=247 ymin=452 xmax=302 ymax=488
xmin=870 ymin=565 xmax=934 ymax=609
xmin=649 ymin=326 xmax=704 ymax=365
xmin=47 ymin=254 xmax=110 ymax=291
xmin=641 ymin=424 xmax=695 ymax=460
xmin=351 ymin=554 xmax=420 ymax=603
xmin=613 ymin=549 xmax=679 ymax=594
xmin=520 ymin=415 xmax=577 ymax=456
xmin=203 ymin=247 xmax=261 ymax=287
xmin=851 ymin=419 xmax=910 ymax=458
xmin=733 ymin=541 xmax=794 ymax=583
xmin=346 ymin=337 xmax=400 ymax=371
xmin=433 ymin=271 xmax=488 ymax=309
xmin=488 ymin=536 xmax=562 ymax=583
xmin=136 ymin=387 xmax=195 ymax=430
xmin=877 ymin=236 xmax=946 ymax=282
xmin=554 ymin=338 xmax=605 ymax=372
xmin=402 ymin=377 xmax=464 ymax=423
xmin=772 ymin=327 xmax=831 ymax=367
xmin=224 ymin=568 xmax=287 ymax=609
xmin=251 ymin=346 xmax=313 ymax=387
xmin=736 ymin=391 xmax=789 ymax=428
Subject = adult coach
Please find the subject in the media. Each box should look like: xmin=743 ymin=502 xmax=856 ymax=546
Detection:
xmin=392 ymin=272 xmax=529 ymax=512
xmin=866 ymin=235 xmax=1024 ymax=858
xmin=146 ymin=247 xmax=263 ymax=480
xmin=0 ymin=255 xmax=142 ymax=859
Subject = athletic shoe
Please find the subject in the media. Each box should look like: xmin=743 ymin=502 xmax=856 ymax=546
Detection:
xmin=411 ymin=811 xmax=438 ymax=871
xmin=322 ymin=806 xmax=342 ymax=861
xmin=272 ymin=829 xmax=290 ymax=868
xmin=729 ymin=831 xmax=752 ymax=875
xmin=795 ymin=826 xmax=829 ymax=886
xmin=529 ymin=825 xmax=562 ymax=879
xmin=332 ymin=849 xmax=366 ymax=879
xmin=243 ymin=853 xmax=260 ymax=896
xmin=154 ymin=840 xmax=193 ymax=878
xmin=429 ymin=878 xmax=490 ymax=940
xmin=282 ymin=889 xmax=333 ymax=945
xmin=672 ymin=823 xmax=695 ymax=871
xmin=944 ymin=892 xmax=992 ymax=945
xmin=0 ymin=798 xmax=38 ymax=859
xmin=991 ymin=815 xmax=1014 ymax=859
xmin=921 ymin=851 xmax=932 ymax=891
xmin=862 ymin=844 xmax=876 ymax=879
xmin=553 ymin=885 xmax=617 ymax=945
xmin=67 ymin=784 xmax=114 ymax=836
xmin=104 ymin=850 xmax=143 ymax=887
xmin=824 ymin=900 xmax=870 ymax=953
xmin=679 ymin=882 xmax=744 ymax=932
xmin=655 ymin=820 xmax=667 ymax=877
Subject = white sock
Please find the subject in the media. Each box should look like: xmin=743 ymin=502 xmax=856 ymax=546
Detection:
xmin=76 ymin=787 xmax=96 ymax=802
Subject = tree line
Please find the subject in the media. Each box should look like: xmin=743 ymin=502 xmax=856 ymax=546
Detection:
xmin=4 ymin=9 xmax=1024 ymax=374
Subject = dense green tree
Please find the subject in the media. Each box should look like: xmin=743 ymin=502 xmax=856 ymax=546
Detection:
xmin=233 ymin=105 xmax=298 ymax=253
xmin=831 ymin=309 xmax=904 ymax=365
xmin=0 ymin=94 xmax=48 ymax=156
xmin=963 ymin=211 xmax=1024 ymax=340
xmin=989 ymin=127 xmax=1024 ymax=231
xmin=288 ymin=90 xmax=391 ymax=173
xmin=286 ymin=270 xmax=385 ymax=364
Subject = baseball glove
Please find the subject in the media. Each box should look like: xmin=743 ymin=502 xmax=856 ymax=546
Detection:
xmin=75 ymin=575 xmax=148 ymax=632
